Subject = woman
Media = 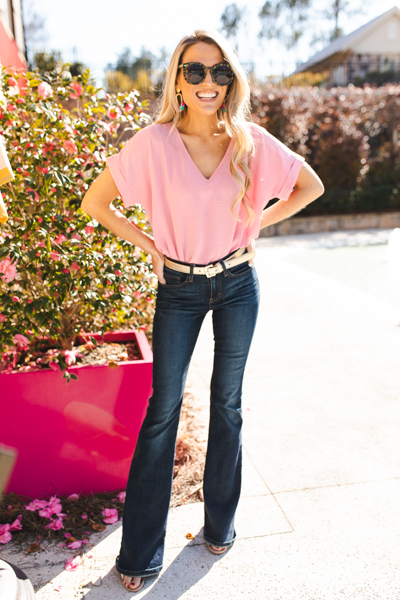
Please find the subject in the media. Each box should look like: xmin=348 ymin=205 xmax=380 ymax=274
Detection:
xmin=82 ymin=30 xmax=324 ymax=592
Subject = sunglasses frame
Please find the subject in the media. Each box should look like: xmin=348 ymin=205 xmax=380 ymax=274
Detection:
xmin=178 ymin=62 xmax=234 ymax=86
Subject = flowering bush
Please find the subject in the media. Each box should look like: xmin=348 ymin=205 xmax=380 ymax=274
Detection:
xmin=0 ymin=67 xmax=155 ymax=380
xmin=251 ymin=84 xmax=400 ymax=215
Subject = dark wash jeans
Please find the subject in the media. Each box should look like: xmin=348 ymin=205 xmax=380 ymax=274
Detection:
xmin=116 ymin=255 xmax=260 ymax=578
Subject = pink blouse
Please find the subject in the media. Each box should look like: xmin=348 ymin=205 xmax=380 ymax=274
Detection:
xmin=107 ymin=122 xmax=304 ymax=265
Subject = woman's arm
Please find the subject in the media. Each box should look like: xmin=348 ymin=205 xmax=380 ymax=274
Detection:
xmin=260 ymin=162 xmax=324 ymax=230
xmin=81 ymin=167 xmax=166 ymax=283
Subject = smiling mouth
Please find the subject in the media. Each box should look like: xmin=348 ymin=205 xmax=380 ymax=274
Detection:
xmin=196 ymin=91 xmax=219 ymax=99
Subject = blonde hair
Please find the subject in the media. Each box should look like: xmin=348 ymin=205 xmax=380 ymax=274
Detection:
xmin=155 ymin=30 xmax=255 ymax=224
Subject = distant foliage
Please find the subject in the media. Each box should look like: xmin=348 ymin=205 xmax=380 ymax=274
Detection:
xmin=251 ymin=84 xmax=400 ymax=215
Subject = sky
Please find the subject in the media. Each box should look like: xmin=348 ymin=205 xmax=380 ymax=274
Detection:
xmin=27 ymin=0 xmax=399 ymax=84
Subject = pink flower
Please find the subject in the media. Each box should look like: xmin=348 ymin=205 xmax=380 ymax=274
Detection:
xmin=26 ymin=188 xmax=39 ymax=202
xmin=46 ymin=519 xmax=63 ymax=531
xmin=0 ymin=525 xmax=12 ymax=545
xmin=39 ymin=496 xmax=62 ymax=517
xmin=107 ymin=106 xmax=121 ymax=119
xmin=25 ymin=499 xmax=48 ymax=511
xmin=124 ymin=103 xmax=133 ymax=112
xmin=7 ymin=104 xmax=16 ymax=112
xmin=115 ymin=270 xmax=122 ymax=276
xmin=55 ymin=234 xmax=67 ymax=244
xmin=0 ymin=257 xmax=18 ymax=282
xmin=60 ymin=542 xmax=66 ymax=547
xmin=71 ymin=233 xmax=81 ymax=241
xmin=7 ymin=505 xmax=13 ymax=510
xmin=133 ymin=291 xmax=141 ymax=299
xmin=69 ymin=82 xmax=83 ymax=99
xmin=0 ymin=314 xmax=6 ymax=322
xmin=85 ymin=225 xmax=94 ymax=234
xmin=38 ymin=507 xmax=53 ymax=518
xmin=48 ymin=496 xmax=62 ymax=511
xmin=67 ymin=493 xmax=79 ymax=501
xmin=37 ymin=241 xmax=46 ymax=248
xmin=8 ymin=77 xmax=17 ymax=87
xmin=68 ymin=540 xmax=83 ymax=550
xmin=63 ymin=139 xmax=78 ymax=155
xmin=13 ymin=334 xmax=29 ymax=348
xmin=38 ymin=82 xmax=52 ymax=99
xmin=12 ymin=296 xmax=19 ymax=302
xmin=70 ymin=262 xmax=80 ymax=272
xmin=64 ymin=532 xmax=71 ymax=538
xmin=102 ymin=508 xmax=118 ymax=524
xmin=64 ymin=556 xmax=82 ymax=571
xmin=49 ymin=361 xmax=60 ymax=372
xmin=62 ymin=350 xmax=76 ymax=366
xmin=81 ymin=514 xmax=87 ymax=519
xmin=49 ymin=251 xmax=61 ymax=261
xmin=117 ymin=491 xmax=126 ymax=503
xmin=9 ymin=515 xmax=22 ymax=531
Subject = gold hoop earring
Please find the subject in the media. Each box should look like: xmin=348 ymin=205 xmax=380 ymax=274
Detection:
xmin=176 ymin=88 xmax=185 ymax=112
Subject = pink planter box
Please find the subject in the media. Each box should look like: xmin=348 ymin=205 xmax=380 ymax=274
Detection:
xmin=0 ymin=330 xmax=153 ymax=498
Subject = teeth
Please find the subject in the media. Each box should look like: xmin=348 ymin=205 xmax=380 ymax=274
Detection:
xmin=197 ymin=92 xmax=217 ymax=98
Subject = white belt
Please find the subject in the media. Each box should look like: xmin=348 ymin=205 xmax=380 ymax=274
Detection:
xmin=164 ymin=247 xmax=255 ymax=278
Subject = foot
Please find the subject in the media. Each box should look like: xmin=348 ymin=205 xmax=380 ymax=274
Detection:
xmin=206 ymin=543 xmax=229 ymax=555
xmin=121 ymin=575 xmax=145 ymax=592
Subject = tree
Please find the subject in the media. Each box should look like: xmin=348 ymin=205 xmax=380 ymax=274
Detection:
xmin=322 ymin=0 xmax=368 ymax=42
xmin=32 ymin=50 xmax=63 ymax=75
xmin=258 ymin=0 xmax=369 ymax=51
xmin=115 ymin=47 xmax=155 ymax=81
xmin=21 ymin=0 xmax=48 ymax=66
xmin=258 ymin=0 xmax=312 ymax=50
xmin=220 ymin=3 xmax=245 ymax=40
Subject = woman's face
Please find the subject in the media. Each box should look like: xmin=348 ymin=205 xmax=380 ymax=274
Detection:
xmin=176 ymin=42 xmax=229 ymax=117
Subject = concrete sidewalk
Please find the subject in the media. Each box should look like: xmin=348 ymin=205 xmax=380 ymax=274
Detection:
xmin=2 ymin=229 xmax=400 ymax=599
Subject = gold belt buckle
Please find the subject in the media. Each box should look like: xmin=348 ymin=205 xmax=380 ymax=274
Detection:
xmin=204 ymin=263 xmax=219 ymax=278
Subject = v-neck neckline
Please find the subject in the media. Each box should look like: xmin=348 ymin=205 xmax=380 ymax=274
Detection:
xmin=173 ymin=126 xmax=233 ymax=182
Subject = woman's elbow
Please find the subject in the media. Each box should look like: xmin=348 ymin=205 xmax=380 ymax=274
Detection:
xmin=314 ymin=178 xmax=325 ymax=198
xmin=81 ymin=192 xmax=92 ymax=216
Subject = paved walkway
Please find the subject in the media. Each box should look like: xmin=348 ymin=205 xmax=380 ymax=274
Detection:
xmin=2 ymin=229 xmax=400 ymax=599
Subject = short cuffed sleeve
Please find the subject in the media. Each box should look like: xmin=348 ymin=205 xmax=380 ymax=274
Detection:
xmin=249 ymin=123 xmax=305 ymax=201
xmin=106 ymin=128 xmax=151 ymax=212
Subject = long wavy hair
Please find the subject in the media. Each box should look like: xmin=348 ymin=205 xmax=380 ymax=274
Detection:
xmin=155 ymin=30 xmax=255 ymax=224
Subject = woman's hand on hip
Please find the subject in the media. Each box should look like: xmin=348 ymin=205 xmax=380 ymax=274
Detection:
xmin=151 ymin=249 xmax=166 ymax=284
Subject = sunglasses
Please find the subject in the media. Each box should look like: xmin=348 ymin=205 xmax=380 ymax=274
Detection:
xmin=178 ymin=62 xmax=234 ymax=86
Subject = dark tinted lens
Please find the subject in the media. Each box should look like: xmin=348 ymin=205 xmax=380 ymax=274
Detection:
xmin=213 ymin=65 xmax=233 ymax=85
xmin=185 ymin=64 xmax=205 ymax=84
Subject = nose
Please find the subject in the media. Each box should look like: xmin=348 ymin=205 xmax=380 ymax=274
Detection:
xmin=204 ymin=68 xmax=213 ymax=85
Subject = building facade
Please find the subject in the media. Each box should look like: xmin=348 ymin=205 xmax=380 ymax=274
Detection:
xmin=296 ymin=7 xmax=400 ymax=86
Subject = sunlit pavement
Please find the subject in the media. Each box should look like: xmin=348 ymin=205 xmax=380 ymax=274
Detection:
xmin=2 ymin=228 xmax=400 ymax=599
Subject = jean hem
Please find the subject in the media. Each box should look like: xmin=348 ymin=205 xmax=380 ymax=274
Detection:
xmin=203 ymin=533 xmax=236 ymax=548
xmin=115 ymin=559 xmax=162 ymax=578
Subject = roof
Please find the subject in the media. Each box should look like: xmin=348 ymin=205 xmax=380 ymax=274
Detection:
xmin=296 ymin=6 xmax=400 ymax=72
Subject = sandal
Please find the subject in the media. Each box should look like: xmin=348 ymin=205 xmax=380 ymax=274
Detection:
xmin=121 ymin=574 xmax=145 ymax=592
xmin=206 ymin=543 xmax=230 ymax=555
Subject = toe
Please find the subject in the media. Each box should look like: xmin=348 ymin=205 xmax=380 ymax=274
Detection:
xmin=122 ymin=575 xmax=142 ymax=591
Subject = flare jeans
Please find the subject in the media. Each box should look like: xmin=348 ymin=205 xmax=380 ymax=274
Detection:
xmin=116 ymin=254 xmax=260 ymax=577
